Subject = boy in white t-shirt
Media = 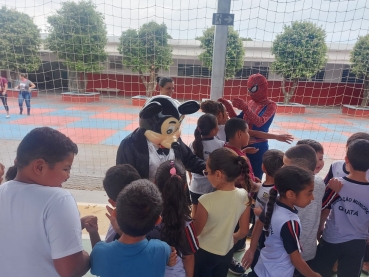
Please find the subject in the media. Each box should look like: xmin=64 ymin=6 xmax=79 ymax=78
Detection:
xmin=0 ymin=127 xmax=90 ymax=277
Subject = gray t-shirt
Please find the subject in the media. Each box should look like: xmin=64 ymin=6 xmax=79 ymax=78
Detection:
xmin=295 ymin=175 xmax=326 ymax=261
xmin=19 ymin=79 xmax=32 ymax=91
xmin=189 ymin=138 xmax=224 ymax=194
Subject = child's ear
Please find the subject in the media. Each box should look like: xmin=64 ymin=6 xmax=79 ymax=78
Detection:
xmin=285 ymin=190 xmax=295 ymax=199
xmin=155 ymin=215 xmax=162 ymax=226
xmin=108 ymin=199 xmax=116 ymax=208
xmin=33 ymin=159 xmax=46 ymax=175
xmin=261 ymin=164 xmax=266 ymax=173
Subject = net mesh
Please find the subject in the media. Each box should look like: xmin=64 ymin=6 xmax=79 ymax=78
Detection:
xmin=0 ymin=0 xmax=368 ymax=189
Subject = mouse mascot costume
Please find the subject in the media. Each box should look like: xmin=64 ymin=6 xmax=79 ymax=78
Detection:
xmin=219 ymin=74 xmax=276 ymax=179
xmin=116 ymin=95 xmax=205 ymax=182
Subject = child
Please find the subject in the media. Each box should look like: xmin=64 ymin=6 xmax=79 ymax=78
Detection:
xmin=255 ymin=149 xmax=284 ymax=216
xmin=201 ymin=100 xmax=293 ymax=146
xmin=296 ymin=139 xmax=325 ymax=174
xmin=324 ymin=132 xmax=369 ymax=183
xmin=321 ymin=132 xmax=369 ymax=273
xmin=243 ymin=166 xmax=321 ymax=277
xmin=90 ymin=179 xmax=175 ymax=277
xmin=147 ymin=160 xmax=199 ymax=277
xmin=189 ymin=113 xmax=224 ymax=216
xmin=311 ymin=139 xmax=369 ymax=277
xmin=283 ymin=145 xmax=326 ymax=265
xmin=224 ymin=117 xmax=258 ymax=275
xmin=103 ymin=164 xmax=141 ymax=243
xmin=194 ymin=147 xmax=252 ymax=277
xmin=0 ymin=127 xmax=90 ymax=277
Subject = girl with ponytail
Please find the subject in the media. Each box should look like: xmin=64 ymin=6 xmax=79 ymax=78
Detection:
xmin=242 ymin=166 xmax=321 ymax=277
xmin=148 ymin=160 xmax=199 ymax=277
xmin=189 ymin=113 xmax=224 ymax=217
xmin=193 ymin=147 xmax=252 ymax=277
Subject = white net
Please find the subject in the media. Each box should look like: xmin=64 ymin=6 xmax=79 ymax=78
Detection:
xmin=0 ymin=0 xmax=368 ymax=189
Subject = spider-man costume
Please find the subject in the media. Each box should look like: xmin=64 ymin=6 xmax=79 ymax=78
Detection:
xmin=219 ymin=74 xmax=277 ymax=179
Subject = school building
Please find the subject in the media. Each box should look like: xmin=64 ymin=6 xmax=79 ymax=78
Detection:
xmin=25 ymin=35 xmax=365 ymax=106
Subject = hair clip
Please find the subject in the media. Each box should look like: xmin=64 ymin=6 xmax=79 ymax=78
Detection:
xmin=273 ymin=185 xmax=278 ymax=191
xmin=170 ymin=161 xmax=177 ymax=176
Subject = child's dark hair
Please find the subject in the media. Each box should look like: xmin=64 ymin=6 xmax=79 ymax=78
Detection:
xmin=157 ymin=76 xmax=173 ymax=87
xmin=103 ymin=164 xmax=141 ymax=201
xmin=285 ymin=144 xmax=317 ymax=172
xmin=262 ymin=149 xmax=284 ymax=177
xmin=200 ymin=100 xmax=225 ymax=116
xmin=225 ymin=118 xmax=248 ymax=142
xmin=264 ymin=166 xmax=314 ymax=236
xmin=297 ymin=139 xmax=324 ymax=154
xmin=193 ymin=114 xmax=218 ymax=159
xmin=347 ymin=139 xmax=369 ymax=172
xmin=116 ymin=179 xmax=163 ymax=237
xmin=155 ymin=160 xmax=192 ymax=255
xmin=347 ymin=132 xmax=369 ymax=147
xmin=5 ymin=127 xmax=78 ymax=181
xmin=208 ymin=148 xmax=252 ymax=203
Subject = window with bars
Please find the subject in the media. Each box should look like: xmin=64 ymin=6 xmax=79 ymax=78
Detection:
xmin=341 ymin=68 xmax=363 ymax=84
xmin=235 ymin=66 xmax=269 ymax=79
xmin=109 ymin=60 xmax=123 ymax=70
xmin=177 ymin=64 xmax=211 ymax=77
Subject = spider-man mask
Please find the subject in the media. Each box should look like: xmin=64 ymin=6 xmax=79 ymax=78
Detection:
xmin=247 ymin=74 xmax=268 ymax=103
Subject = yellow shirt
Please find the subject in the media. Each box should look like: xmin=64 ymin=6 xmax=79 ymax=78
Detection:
xmin=198 ymin=188 xmax=248 ymax=256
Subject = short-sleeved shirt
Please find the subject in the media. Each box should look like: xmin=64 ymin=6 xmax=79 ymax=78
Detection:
xmin=198 ymin=188 xmax=248 ymax=255
xmin=295 ymin=176 xmax=326 ymax=261
xmin=216 ymin=125 xmax=226 ymax=141
xmin=189 ymin=137 xmax=224 ymax=194
xmin=91 ymin=239 xmax=171 ymax=277
xmin=146 ymin=221 xmax=199 ymax=277
xmin=0 ymin=181 xmax=83 ymax=277
xmin=18 ymin=79 xmax=32 ymax=91
xmin=322 ymin=177 xmax=369 ymax=244
xmin=0 ymin=77 xmax=7 ymax=92
xmin=255 ymin=201 xmax=301 ymax=277
xmin=255 ymin=183 xmax=274 ymax=220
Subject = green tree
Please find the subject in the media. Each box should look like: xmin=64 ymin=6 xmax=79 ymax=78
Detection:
xmin=241 ymin=37 xmax=253 ymax=41
xmin=271 ymin=21 xmax=327 ymax=104
xmin=46 ymin=0 xmax=107 ymax=93
xmin=196 ymin=26 xmax=245 ymax=79
xmin=0 ymin=6 xmax=41 ymax=83
xmin=119 ymin=22 xmax=172 ymax=97
xmin=350 ymin=34 xmax=369 ymax=107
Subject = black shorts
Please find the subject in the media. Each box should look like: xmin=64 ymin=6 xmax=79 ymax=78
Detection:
xmin=190 ymin=191 xmax=202 ymax=205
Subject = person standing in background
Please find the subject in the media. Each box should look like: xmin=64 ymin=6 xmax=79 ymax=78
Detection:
xmin=157 ymin=77 xmax=174 ymax=97
xmin=0 ymin=75 xmax=10 ymax=118
xmin=16 ymin=73 xmax=35 ymax=116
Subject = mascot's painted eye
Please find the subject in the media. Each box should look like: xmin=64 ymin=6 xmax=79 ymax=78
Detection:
xmin=166 ymin=126 xmax=176 ymax=134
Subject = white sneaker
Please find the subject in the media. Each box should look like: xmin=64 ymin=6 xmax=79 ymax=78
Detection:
xmin=6 ymin=115 xmax=10 ymax=118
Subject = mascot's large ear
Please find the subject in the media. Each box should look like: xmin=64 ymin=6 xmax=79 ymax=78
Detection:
xmin=139 ymin=101 xmax=163 ymax=119
xmin=178 ymin=101 xmax=200 ymax=115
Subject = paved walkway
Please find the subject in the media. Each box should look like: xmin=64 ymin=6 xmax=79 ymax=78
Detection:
xmin=1 ymin=93 xmax=368 ymax=189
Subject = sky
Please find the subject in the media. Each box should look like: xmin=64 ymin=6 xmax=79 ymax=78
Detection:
xmin=0 ymin=0 xmax=368 ymax=43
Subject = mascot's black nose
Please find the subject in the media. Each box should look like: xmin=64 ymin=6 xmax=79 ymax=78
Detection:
xmin=171 ymin=142 xmax=180 ymax=149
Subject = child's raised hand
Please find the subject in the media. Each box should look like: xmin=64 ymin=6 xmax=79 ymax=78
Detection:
xmin=85 ymin=216 xmax=98 ymax=233
xmin=328 ymin=178 xmax=343 ymax=193
xmin=241 ymin=248 xmax=255 ymax=269
xmin=0 ymin=163 xmax=5 ymax=183
xmin=167 ymin=246 xmax=177 ymax=267
xmin=276 ymin=134 xmax=294 ymax=144
xmin=105 ymin=205 xmax=123 ymax=236
xmin=81 ymin=215 xmax=96 ymax=230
